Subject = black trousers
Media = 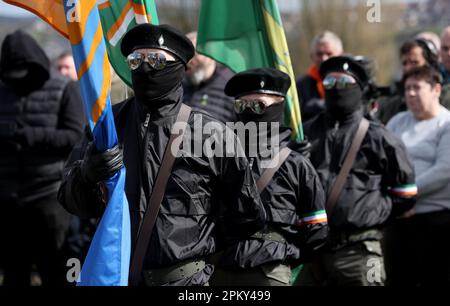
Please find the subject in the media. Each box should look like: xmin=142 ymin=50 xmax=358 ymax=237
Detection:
xmin=0 ymin=193 xmax=71 ymax=286
xmin=383 ymin=210 xmax=450 ymax=286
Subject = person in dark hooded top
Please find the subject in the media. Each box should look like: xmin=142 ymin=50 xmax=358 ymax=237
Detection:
xmin=297 ymin=56 xmax=417 ymax=286
xmin=58 ymin=24 xmax=266 ymax=286
xmin=208 ymin=68 xmax=328 ymax=286
xmin=0 ymin=30 xmax=85 ymax=286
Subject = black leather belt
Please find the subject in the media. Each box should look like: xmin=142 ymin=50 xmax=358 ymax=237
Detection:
xmin=142 ymin=259 xmax=206 ymax=286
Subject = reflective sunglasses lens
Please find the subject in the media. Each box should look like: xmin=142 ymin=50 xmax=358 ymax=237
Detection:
xmin=336 ymin=76 xmax=357 ymax=89
xmin=234 ymin=99 xmax=245 ymax=113
xmin=126 ymin=52 xmax=143 ymax=70
xmin=323 ymin=76 xmax=336 ymax=90
xmin=251 ymin=100 xmax=266 ymax=114
xmin=148 ymin=53 xmax=167 ymax=70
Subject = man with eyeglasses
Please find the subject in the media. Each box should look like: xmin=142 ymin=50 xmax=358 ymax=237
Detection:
xmin=208 ymin=68 xmax=328 ymax=286
xmin=58 ymin=24 xmax=266 ymax=286
xmin=377 ymin=37 xmax=450 ymax=124
xmin=297 ymin=56 xmax=417 ymax=286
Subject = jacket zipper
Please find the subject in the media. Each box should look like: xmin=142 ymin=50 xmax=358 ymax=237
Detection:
xmin=329 ymin=121 xmax=340 ymax=191
xmin=140 ymin=113 xmax=152 ymax=221
xmin=331 ymin=121 xmax=339 ymax=137
xmin=144 ymin=113 xmax=150 ymax=128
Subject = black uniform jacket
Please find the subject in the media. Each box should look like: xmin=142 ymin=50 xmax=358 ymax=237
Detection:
xmin=58 ymin=86 xmax=266 ymax=284
xmin=304 ymin=109 xmax=416 ymax=232
xmin=219 ymin=128 xmax=329 ymax=268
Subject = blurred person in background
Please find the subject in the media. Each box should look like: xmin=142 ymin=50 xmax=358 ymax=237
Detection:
xmin=377 ymin=36 xmax=450 ymax=123
xmin=0 ymin=30 xmax=85 ymax=286
xmin=56 ymin=51 xmax=78 ymax=81
xmin=182 ymin=31 xmax=236 ymax=123
xmin=439 ymin=27 xmax=450 ymax=84
xmin=296 ymin=31 xmax=344 ymax=122
xmin=385 ymin=65 xmax=450 ymax=286
xmin=416 ymin=31 xmax=441 ymax=61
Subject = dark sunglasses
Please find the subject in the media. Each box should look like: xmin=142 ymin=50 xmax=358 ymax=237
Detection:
xmin=126 ymin=51 xmax=169 ymax=71
xmin=234 ymin=99 xmax=267 ymax=115
xmin=323 ymin=75 xmax=357 ymax=90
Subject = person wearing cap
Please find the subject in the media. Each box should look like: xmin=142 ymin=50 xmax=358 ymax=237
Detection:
xmin=58 ymin=24 xmax=266 ymax=286
xmin=208 ymin=68 xmax=328 ymax=286
xmin=297 ymin=56 xmax=417 ymax=286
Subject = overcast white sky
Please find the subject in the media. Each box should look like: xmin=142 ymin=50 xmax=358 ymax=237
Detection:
xmin=0 ymin=1 xmax=34 ymax=17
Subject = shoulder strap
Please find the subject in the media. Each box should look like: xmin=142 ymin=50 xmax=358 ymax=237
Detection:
xmin=128 ymin=104 xmax=192 ymax=286
xmin=256 ymin=147 xmax=292 ymax=193
xmin=325 ymin=118 xmax=370 ymax=213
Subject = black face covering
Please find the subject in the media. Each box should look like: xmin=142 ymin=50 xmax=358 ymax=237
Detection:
xmin=237 ymin=102 xmax=284 ymax=157
xmin=324 ymin=86 xmax=363 ymax=118
xmin=1 ymin=64 xmax=48 ymax=95
xmin=131 ymin=60 xmax=185 ymax=107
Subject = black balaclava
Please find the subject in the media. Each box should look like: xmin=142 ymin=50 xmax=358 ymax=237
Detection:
xmin=131 ymin=59 xmax=185 ymax=109
xmin=324 ymin=84 xmax=363 ymax=119
xmin=0 ymin=30 xmax=50 ymax=95
xmin=237 ymin=101 xmax=284 ymax=158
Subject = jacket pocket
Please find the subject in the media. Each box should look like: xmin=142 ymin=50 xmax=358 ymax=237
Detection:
xmin=347 ymin=169 xmax=382 ymax=191
xmin=261 ymin=263 xmax=291 ymax=284
xmin=160 ymin=194 xmax=211 ymax=216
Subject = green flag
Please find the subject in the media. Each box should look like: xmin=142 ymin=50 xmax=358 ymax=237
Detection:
xmin=197 ymin=0 xmax=303 ymax=141
xmin=98 ymin=0 xmax=159 ymax=87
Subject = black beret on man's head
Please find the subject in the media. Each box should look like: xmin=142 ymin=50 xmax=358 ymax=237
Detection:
xmin=319 ymin=56 xmax=370 ymax=89
xmin=224 ymin=68 xmax=291 ymax=98
xmin=120 ymin=24 xmax=195 ymax=64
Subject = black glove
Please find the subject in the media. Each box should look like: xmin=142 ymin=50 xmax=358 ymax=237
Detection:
xmin=80 ymin=143 xmax=124 ymax=184
xmin=289 ymin=137 xmax=312 ymax=159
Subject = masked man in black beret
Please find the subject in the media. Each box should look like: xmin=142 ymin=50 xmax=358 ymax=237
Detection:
xmin=298 ymin=56 xmax=417 ymax=286
xmin=208 ymin=68 xmax=328 ymax=286
xmin=58 ymin=24 xmax=266 ymax=286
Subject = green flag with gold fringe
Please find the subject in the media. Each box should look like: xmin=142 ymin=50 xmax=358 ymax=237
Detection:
xmin=197 ymin=0 xmax=303 ymax=142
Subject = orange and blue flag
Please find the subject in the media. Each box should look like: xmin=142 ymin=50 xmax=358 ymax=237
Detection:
xmin=3 ymin=0 xmax=133 ymax=285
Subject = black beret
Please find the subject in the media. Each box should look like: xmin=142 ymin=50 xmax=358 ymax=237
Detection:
xmin=319 ymin=56 xmax=370 ymax=89
xmin=225 ymin=68 xmax=291 ymax=98
xmin=120 ymin=24 xmax=195 ymax=65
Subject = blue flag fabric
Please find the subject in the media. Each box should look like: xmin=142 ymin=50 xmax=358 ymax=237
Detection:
xmin=61 ymin=0 xmax=131 ymax=286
